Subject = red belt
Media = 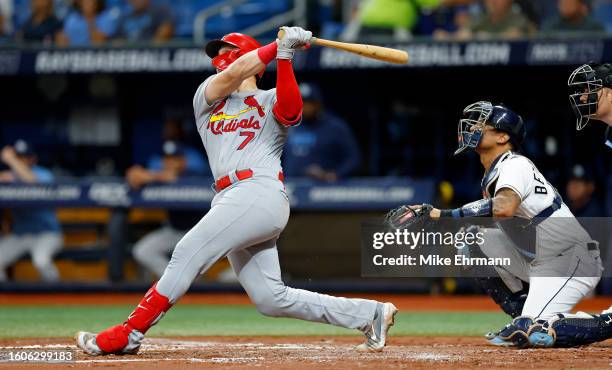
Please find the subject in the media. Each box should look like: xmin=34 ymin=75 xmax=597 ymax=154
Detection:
xmin=215 ymin=169 xmax=284 ymax=192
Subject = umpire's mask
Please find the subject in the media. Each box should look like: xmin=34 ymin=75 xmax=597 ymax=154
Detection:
xmin=568 ymin=63 xmax=612 ymax=130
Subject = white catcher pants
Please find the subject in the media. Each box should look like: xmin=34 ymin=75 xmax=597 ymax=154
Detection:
xmin=481 ymin=228 xmax=600 ymax=320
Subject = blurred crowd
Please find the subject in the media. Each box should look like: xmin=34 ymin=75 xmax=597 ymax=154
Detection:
xmin=340 ymin=0 xmax=612 ymax=41
xmin=0 ymin=0 xmax=611 ymax=46
xmin=0 ymin=0 xmax=176 ymax=45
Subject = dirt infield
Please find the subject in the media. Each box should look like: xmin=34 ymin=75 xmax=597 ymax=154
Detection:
xmin=0 ymin=336 xmax=611 ymax=369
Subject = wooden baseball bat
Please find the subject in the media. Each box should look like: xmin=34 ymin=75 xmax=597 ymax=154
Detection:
xmin=277 ymin=30 xmax=409 ymax=65
xmin=311 ymin=37 xmax=408 ymax=64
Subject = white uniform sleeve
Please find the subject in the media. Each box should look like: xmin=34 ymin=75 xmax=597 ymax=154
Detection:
xmin=494 ymin=157 xmax=533 ymax=199
xmin=193 ymin=75 xmax=217 ymax=118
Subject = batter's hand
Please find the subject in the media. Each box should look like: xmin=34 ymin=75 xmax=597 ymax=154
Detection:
xmin=277 ymin=26 xmax=312 ymax=60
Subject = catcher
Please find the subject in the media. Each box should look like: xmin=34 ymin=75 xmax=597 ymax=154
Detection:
xmin=385 ymin=100 xmax=607 ymax=348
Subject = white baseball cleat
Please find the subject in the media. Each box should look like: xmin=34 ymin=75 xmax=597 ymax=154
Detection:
xmin=356 ymin=302 xmax=398 ymax=352
xmin=75 ymin=331 xmax=104 ymax=356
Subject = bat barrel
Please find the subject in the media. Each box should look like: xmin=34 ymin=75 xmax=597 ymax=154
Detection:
xmin=312 ymin=38 xmax=408 ymax=65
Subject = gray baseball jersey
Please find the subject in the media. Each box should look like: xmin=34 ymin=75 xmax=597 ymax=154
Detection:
xmin=193 ymin=75 xmax=288 ymax=179
xmin=153 ymin=76 xmax=379 ymax=335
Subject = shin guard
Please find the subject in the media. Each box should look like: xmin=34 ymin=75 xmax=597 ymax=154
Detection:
xmin=96 ymin=284 xmax=172 ymax=353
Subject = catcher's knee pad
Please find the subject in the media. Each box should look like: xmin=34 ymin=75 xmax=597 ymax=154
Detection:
xmin=475 ymin=276 xmax=527 ymax=318
xmin=538 ymin=312 xmax=612 ymax=348
xmin=493 ymin=316 xmax=534 ymax=348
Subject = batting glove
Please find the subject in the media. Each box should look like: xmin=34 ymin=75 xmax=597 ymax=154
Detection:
xmin=276 ymin=26 xmax=312 ymax=60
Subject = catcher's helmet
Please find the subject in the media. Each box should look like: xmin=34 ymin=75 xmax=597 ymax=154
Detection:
xmin=205 ymin=33 xmax=264 ymax=78
xmin=568 ymin=63 xmax=612 ymax=130
xmin=455 ymin=101 xmax=526 ymax=155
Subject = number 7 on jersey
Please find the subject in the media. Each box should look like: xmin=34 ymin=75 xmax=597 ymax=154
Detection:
xmin=238 ymin=131 xmax=255 ymax=150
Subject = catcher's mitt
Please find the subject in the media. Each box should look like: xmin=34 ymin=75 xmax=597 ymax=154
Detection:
xmin=384 ymin=204 xmax=433 ymax=230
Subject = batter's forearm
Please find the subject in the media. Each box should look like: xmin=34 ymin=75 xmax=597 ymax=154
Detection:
xmin=224 ymin=42 xmax=277 ymax=84
xmin=206 ymin=42 xmax=277 ymax=103
xmin=224 ymin=50 xmax=267 ymax=82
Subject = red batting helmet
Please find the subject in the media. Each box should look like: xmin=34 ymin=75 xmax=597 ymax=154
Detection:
xmin=205 ymin=33 xmax=264 ymax=78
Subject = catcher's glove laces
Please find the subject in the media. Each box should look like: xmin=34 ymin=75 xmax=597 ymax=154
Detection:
xmin=384 ymin=204 xmax=433 ymax=230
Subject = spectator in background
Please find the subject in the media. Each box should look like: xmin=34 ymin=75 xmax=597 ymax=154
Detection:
xmin=128 ymin=141 xmax=203 ymax=278
xmin=458 ymin=0 xmax=535 ymax=39
xmin=542 ymin=0 xmax=605 ymax=35
xmin=0 ymin=140 xmax=62 ymax=282
xmin=283 ymin=83 xmax=360 ymax=182
xmin=432 ymin=5 xmax=472 ymax=39
xmin=147 ymin=118 xmax=209 ymax=175
xmin=15 ymin=0 xmax=62 ymax=44
xmin=0 ymin=0 xmax=12 ymax=39
xmin=342 ymin=0 xmax=475 ymax=41
xmin=565 ymin=164 xmax=605 ymax=216
xmin=116 ymin=0 xmax=173 ymax=43
xmin=528 ymin=0 xmax=561 ymax=26
xmin=56 ymin=0 xmax=119 ymax=46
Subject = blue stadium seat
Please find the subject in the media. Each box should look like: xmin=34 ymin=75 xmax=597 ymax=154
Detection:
xmin=165 ymin=0 xmax=220 ymax=38
xmin=593 ymin=3 xmax=612 ymax=34
xmin=13 ymin=0 xmax=292 ymax=39
xmin=13 ymin=0 xmax=125 ymax=27
xmin=105 ymin=0 xmax=127 ymax=9
xmin=193 ymin=0 xmax=290 ymax=40
xmin=12 ymin=0 xmax=31 ymax=29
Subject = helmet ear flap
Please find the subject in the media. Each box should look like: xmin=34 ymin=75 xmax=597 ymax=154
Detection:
xmin=211 ymin=49 xmax=242 ymax=71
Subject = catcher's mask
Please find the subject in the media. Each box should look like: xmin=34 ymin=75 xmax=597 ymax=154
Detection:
xmin=568 ymin=63 xmax=612 ymax=130
xmin=205 ymin=32 xmax=264 ymax=78
xmin=454 ymin=101 xmax=526 ymax=156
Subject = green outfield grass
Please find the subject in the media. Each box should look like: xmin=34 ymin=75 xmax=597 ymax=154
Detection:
xmin=0 ymin=305 xmax=510 ymax=339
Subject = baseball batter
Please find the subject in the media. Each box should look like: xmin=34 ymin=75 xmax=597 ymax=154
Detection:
xmin=399 ymin=101 xmax=604 ymax=348
xmin=75 ymin=27 xmax=397 ymax=356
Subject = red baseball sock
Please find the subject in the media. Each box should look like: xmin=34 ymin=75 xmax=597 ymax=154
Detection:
xmin=96 ymin=284 xmax=172 ymax=353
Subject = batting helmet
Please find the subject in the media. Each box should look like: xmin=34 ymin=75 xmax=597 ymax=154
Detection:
xmin=455 ymin=101 xmax=526 ymax=155
xmin=205 ymin=33 xmax=264 ymax=78
xmin=568 ymin=63 xmax=612 ymax=130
